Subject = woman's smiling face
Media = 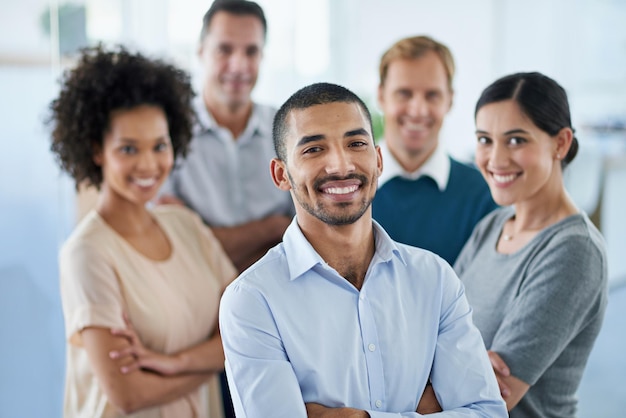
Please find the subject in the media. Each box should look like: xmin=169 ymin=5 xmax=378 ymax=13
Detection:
xmin=474 ymin=99 xmax=562 ymax=207
xmin=95 ymin=105 xmax=173 ymax=207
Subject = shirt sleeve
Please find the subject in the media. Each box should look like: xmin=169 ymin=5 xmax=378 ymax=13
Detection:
xmin=364 ymin=263 xmax=507 ymax=417
xmin=429 ymin=263 xmax=508 ymax=416
xmin=219 ymin=280 xmax=308 ymax=418
xmin=59 ymin=240 xmax=125 ymax=346
xmin=490 ymin=234 xmax=606 ymax=385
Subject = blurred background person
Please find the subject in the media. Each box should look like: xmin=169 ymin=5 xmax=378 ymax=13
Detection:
xmin=158 ymin=3 xmax=294 ymax=415
xmin=372 ymin=35 xmax=496 ymax=265
xmin=158 ymin=0 xmax=294 ymax=273
xmin=48 ymin=45 xmax=236 ymax=418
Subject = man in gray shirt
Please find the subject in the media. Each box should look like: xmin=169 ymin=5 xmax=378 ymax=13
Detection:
xmin=159 ymin=1 xmax=293 ymax=273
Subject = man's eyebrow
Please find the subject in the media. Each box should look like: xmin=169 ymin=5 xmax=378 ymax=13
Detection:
xmin=295 ymin=128 xmax=370 ymax=147
xmin=345 ymin=128 xmax=370 ymax=138
xmin=296 ymin=134 xmax=325 ymax=147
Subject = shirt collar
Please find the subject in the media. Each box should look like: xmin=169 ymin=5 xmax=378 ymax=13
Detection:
xmin=378 ymin=140 xmax=450 ymax=191
xmin=282 ymin=217 xmax=406 ymax=282
xmin=192 ymin=95 xmax=268 ymax=138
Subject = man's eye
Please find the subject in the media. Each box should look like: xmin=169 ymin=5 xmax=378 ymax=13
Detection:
xmin=395 ymin=90 xmax=411 ymax=100
xmin=349 ymin=141 xmax=367 ymax=148
xmin=303 ymin=146 xmax=322 ymax=154
xmin=426 ymin=91 xmax=442 ymax=101
xmin=218 ymin=45 xmax=232 ymax=55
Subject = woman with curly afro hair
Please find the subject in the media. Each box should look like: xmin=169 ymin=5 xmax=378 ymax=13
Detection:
xmin=49 ymin=45 xmax=237 ymax=418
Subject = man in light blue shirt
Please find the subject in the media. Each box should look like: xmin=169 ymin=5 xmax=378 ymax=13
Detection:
xmin=219 ymin=82 xmax=506 ymax=417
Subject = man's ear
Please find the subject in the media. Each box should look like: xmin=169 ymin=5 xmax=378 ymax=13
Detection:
xmin=446 ymin=88 xmax=454 ymax=113
xmin=377 ymin=84 xmax=384 ymax=109
xmin=270 ymin=158 xmax=292 ymax=191
xmin=197 ymin=41 xmax=204 ymax=60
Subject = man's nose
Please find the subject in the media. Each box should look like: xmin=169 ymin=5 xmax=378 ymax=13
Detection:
xmin=228 ymin=51 xmax=249 ymax=72
xmin=407 ymin=95 xmax=428 ymax=117
xmin=325 ymin=147 xmax=355 ymax=175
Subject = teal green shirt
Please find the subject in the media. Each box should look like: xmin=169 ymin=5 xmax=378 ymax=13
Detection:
xmin=373 ymin=157 xmax=496 ymax=265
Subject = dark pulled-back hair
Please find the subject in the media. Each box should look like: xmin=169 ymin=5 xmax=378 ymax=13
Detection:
xmin=475 ymin=72 xmax=578 ymax=168
xmin=200 ymin=0 xmax=267 ymax=41
xmin=272 ymin=82 xmax=373 ymax=162
xmin=48 ymin=44 xmax=195 ymax=189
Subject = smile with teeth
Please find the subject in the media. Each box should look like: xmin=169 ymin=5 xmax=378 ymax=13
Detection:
xmin=492 ymin=173 xmax=518 ymax=183
xmin=403 ymin=121 xmax=428 ymax=132
xmin=324 ymin=185 xmax=359 ymax=195
xmin=133 ymin=177 xmax=158 ymax=187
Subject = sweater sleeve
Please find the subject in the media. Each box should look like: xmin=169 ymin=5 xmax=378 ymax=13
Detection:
xmin=489 ymin=233 xmax=606 ymax=385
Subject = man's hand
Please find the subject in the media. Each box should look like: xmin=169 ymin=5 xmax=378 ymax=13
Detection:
xmin=305 ymin=403 xmax=369 ymax=418
xmin=416 ymin=383 xmax=442 ymax=414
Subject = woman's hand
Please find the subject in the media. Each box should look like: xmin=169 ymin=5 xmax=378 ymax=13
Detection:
xmin=487 ymin=350 xmax=530 ymax=410
xmin=487 ymin=350 xmax=511 ymax=398
xmin=109 ymin=313 xmax=183 ymax=376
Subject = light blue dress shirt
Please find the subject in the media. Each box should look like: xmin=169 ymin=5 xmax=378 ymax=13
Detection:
xmin=219 ymin=218 xmax=507 ymax=417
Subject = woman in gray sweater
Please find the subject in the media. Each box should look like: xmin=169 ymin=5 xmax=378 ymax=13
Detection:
xmin=454 ymin=72 xmax=608 ymax=417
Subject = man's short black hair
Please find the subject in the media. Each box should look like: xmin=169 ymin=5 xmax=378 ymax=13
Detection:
xmin=200 ymin=0 xmax=267 ymax=41
xmin=273 ymin=83 xmax=373 ymax=162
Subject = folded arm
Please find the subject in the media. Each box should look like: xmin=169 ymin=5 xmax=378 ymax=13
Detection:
xmin=487 ymin=235 xmax=606 ymax=411
xmin=428 ymin=264 xmax=508 ymax=417
xmin=487 ymin=351 xmax=529 ymax=411
xmin=81 ymin=327 xmax=211 ymax=414
xmin=109 ymin=313 xmax=225 ymax=376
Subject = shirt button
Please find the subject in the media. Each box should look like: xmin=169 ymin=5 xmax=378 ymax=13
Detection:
xmin=368 ymin=343 xmax=376 ymax=352
xmin=375 ymin=400 xmax=382 ymax=408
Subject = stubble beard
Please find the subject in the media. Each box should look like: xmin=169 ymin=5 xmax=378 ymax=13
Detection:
xmin=288 ymin=171 xmax=373 ymax=226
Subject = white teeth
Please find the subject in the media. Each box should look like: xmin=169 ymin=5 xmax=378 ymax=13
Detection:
xmin=134 ymin=178 xmax=157 ymax=187
xmin=404 ymin=122 xmax=427 ymax=131
xmin=325 ymin=185 xmax=358 ymax=195
xmin=493 ymin=173 xmax=517 ymax=183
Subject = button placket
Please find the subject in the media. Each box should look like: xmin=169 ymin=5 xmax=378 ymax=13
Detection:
xmin=357 ymin=291 xmax=386 ymax=411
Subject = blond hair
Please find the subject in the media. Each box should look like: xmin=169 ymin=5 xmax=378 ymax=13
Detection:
xmin=379 ymin=35 xmax=455 ymax=91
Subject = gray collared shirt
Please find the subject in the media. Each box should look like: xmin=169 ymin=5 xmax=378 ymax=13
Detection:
xmin=160 ymin=97 xmax=294 ymax=227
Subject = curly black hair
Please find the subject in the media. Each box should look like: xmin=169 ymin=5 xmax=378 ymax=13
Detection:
xmin=48 ymin=44 xmax=196 ymax=189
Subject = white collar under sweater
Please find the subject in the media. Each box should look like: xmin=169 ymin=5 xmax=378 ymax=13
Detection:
xmin=377 ymin=140 xmax=450 ymax=191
